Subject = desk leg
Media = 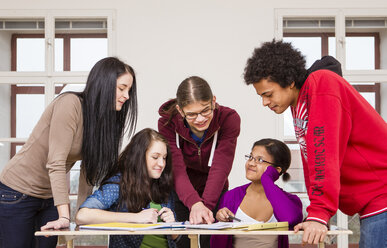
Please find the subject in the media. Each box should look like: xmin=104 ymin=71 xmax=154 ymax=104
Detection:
xmin=188 ymin=234 xmax=199 ymax=248
xmin=67 ymin=239 xmax=74 ymax=248
xmin=318 ymin=242 xmax=325 ymax=248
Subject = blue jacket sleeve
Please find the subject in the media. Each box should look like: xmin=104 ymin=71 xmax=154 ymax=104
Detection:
xmin=79 ymin=175 xmax=120 ymax=210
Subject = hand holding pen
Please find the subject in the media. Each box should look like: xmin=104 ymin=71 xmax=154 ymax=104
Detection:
xmin=215 ymin=207 xmax=240 ymax=222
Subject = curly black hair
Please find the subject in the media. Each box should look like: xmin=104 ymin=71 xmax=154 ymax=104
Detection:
xmin=244 ymin=39 xmax=307 ymax=89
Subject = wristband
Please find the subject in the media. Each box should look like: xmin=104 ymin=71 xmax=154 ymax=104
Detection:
xmin=60 ymin=216 xmax=71 ymax=222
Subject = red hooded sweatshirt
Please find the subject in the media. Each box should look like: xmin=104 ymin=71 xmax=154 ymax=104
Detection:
xmin=292 ymin=69 xmax=387 ymax=225
xmin=158 ymin=100 xmax=240 ymax=210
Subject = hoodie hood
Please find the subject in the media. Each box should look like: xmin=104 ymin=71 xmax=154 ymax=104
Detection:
xmin=306 ymin=55 xmax=342 ymax=78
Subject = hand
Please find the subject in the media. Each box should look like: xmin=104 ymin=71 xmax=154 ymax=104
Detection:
xmin=216 ymin=207 xmax=234 ymax=222
xmin=294 ymin=221 xmax=328 ymax=245
xmin=40 ymin=217 xmax=70 ymax=231
xmin=134 ymin=208 xmax=159 ymax=223
xmin=158 ymin=207 xmax=175 ymax=223
xmin=189 ymin=202 xmax=215 ymax=224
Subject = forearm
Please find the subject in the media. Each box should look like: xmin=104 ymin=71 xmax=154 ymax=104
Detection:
xmin=261 ymin=167 xmax=303 ymax=226
xmin=56 ymin=203 xmax=70 ymax=220
xmin=76 ymin=208 xmax=140 ymax=225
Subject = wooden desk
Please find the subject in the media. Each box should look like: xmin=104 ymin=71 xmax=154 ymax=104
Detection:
xmin=36 ymin=228 xmax=352 ymax=248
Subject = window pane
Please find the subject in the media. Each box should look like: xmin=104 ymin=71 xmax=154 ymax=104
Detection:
xmin=0 ymin=142 xmax=11 ymax=171
xmin=360 ymin=92 xmax=376 ymax=109
xmin=282 ymin=145 xmax=307 ymax=193
xmin=16 ymin=93 xmax=45 ymax=138
xmin=284 ymin=108 xmax=294 ymax=137
xmin=328 ymin=37 xmax=336 ymax=57
xmin=283 ymin=37 xmax=321 ymax=68
xmin=70 ymin=38 xmax=107 ymax=71
xmin=17 ymin=38 xmax=45 ymax=71
xmin=345 ymin=37 xmax=375 ymax=70
xmin=55 ymin=38 xmax=64 ymax=71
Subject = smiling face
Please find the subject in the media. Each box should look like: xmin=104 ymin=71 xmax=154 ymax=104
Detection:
xmin=115 ymin=72 xmax=133 ymax=111
xmin=146 ymin=140 xmax=167 ymax=179
xmin=245 ymin=145 xmax=276 ymax=182
xmin=177 ymin=96 xmax=216 ymax=138
xmin=252 ymin=79 xmax=299 ymax=114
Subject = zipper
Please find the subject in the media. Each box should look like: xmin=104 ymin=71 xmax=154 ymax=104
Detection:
xmin=176 ymin=127 xmax=220 ymax=167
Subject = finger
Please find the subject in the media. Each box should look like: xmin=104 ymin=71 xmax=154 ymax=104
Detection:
xmin=320 ymin=231 xmax=327 ymax=243
xmin=158 ymin=207 xmax=169 ymax=215
xmin=313 ymin=233 xmax=321 ymax=245
xmin=307 ymin=231 xmax=315 ymax=245
xmin=294 ymin=223 xmax=302 ymax=232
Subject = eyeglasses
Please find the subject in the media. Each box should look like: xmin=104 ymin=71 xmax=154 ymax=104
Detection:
xmin=182 ymin=105 xmax=214 ymax=120
xmin=244 ymin=154 xmax=277 ymax=166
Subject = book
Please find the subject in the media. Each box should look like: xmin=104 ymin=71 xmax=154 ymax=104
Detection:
xmin=79 ymin=222 xmax=185 ymax=231
xmin=247 ymin=221 xmax=288 ymax=231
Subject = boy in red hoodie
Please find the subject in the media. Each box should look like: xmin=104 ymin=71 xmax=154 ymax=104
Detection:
xmin=244 ymin=40 xmax=387 ymax=248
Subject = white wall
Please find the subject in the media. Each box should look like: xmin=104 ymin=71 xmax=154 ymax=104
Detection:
xmin=1 ymin=0 xmax=387 ymax=187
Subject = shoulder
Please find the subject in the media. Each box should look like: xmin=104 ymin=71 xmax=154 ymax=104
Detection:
xmin=52 ymin=93 xmax=82 ymax=113
xmin=223 ymin=183 xmax=249 ymax=200
xmin=216 ymin=104 xmax=240 ymax=121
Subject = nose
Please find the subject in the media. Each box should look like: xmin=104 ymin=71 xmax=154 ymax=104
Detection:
xmin=195 ymin=113 xmax=206 ymax=122
xmin=247 ymin=159 xmax=256 ymax=167
xmin=157 ymin=157 xmax=165 ymax=166
xmin=262 ymin=97 xmax=270 ymax=107
xmin=123 ymin=89 xmax=130 ymax=100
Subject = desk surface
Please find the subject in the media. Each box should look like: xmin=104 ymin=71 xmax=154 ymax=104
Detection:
xmin=36 ymin=228 xmax=352 ymax=236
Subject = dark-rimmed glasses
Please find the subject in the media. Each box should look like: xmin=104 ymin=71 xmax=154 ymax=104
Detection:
xmin=182 ymin=105 xmax=214 ymax=120
xmin=244 ymin=154 xmax=277 ymax=166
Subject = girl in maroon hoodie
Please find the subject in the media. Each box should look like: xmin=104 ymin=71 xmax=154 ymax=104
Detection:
xmin=158 ymin=76 xmax=240 ymax=247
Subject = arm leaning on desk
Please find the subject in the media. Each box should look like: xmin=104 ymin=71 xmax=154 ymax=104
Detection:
xmin=35 ymin=228 xmax=352 ymax=248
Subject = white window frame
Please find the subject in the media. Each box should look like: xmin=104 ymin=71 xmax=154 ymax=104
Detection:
xmin=0 ymin=9 xmax=116 ymax=145
xmin=274 ymin=8 xmax=387 ymax=248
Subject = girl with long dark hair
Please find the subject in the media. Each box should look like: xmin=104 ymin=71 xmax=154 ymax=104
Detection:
xmin=76 ymin=128 xmax=176 ymax=248
xmin=0 ymin=57 xmax=138 ymax=248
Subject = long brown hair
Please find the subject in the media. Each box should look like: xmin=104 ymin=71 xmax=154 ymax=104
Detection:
xmin=104 ymin=128 xmax=173 ymax=212
xmin=163 ymin=76 xmax=213 ymax=124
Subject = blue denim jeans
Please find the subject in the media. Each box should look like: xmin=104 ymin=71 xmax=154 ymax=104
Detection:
xmin=360 ymin=210 xmax=387 ymax=248
xmin=0 ymin=181 xmax=58 ymax=248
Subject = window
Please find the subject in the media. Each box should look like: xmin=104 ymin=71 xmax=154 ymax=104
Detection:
xmin=0 ymin=10 xmax=114 ymax=246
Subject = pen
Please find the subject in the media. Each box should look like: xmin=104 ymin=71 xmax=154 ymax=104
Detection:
xmin=228 ymin=215 xmax=241 ymax=222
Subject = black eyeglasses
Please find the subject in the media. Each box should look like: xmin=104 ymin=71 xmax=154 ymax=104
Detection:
xmin=182 ymin=105 xmax=214 ymax=120
xmin=244 ymin=154 xmax=277 ymax=166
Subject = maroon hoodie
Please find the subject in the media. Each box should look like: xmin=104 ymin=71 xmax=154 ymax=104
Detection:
xmin=158 ymin=100 xmax=241 ymax=210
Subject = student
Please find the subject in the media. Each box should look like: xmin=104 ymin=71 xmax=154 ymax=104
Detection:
xmin=76 ymin=128 xmax=177 ymax=248
xmin=243 ymin=40 xmax=387 ymax=247
xmin=211 ymin=139 xmax=303 ymax=248
xmin=158 ymin=76 xmax=240 ymax=247
xmin=0 ymin=57 xmax=138 ymax=248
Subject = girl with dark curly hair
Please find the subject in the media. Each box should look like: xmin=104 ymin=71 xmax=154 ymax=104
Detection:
xmin=244 ymin=39 xmax=387 ymax=248
xmin=76 ymin=128 xmax=177 ymax=248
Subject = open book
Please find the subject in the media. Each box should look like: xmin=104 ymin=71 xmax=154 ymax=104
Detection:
xmin=79 ymin=221 xmax=288 ymax=231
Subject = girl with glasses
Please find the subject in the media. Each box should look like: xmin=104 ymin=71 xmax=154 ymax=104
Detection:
xmin=158 ymin=76 xmax=241 ymax=248
xmin=76 ymin=128 xmax=177 ymax=248
xmin=211 ymin=139 xmax=303 ymax=248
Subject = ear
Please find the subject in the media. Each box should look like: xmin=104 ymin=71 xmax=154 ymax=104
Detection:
xmin=290 ymin=81 xmax=296 ymax=89
xmin=176 ymin=105 xmax=185 ymax=118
